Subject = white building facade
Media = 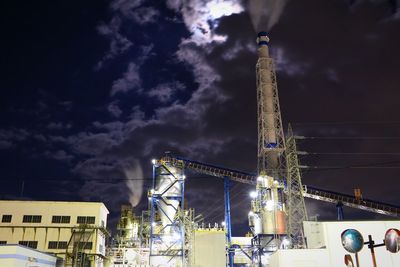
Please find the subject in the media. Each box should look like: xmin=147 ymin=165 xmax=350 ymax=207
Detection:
xmin=0 ymin=244 xmax=57 ymax=267
xmin=269 ymin=220 xmax=400 ymax=267
xmin=0 ymin=200 xmax=109 ymax=267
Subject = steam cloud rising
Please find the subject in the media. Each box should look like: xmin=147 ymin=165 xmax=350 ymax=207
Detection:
xmin=124 ymin=160 xmax=144 ymax=207
xmin=249 ymin=0 xmax=288 ymax=31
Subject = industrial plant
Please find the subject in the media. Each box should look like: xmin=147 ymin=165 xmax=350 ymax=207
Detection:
xmin=1 ymin=31 xmax=399 ymax=267
xmin=103 ymin=32 xmax=400 ymax=267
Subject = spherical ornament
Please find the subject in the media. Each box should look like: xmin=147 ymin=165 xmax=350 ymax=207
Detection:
xmin=341 ymin=229 xmax=364 ymax=253
xmin=385 ymin=228 xmax=400 ymax=253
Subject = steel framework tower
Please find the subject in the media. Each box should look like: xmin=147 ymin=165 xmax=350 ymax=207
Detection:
xmin=149 ymin=160 xmax=186 ymax=266
xmin=256 ymin=32 xmax=286 ymax=177
xmin=248 ymin=32 xmax=288 ymax=264
xmin=285 ymin=124 xmax=308 ymax=248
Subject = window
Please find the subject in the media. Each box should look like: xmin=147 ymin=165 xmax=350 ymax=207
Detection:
xmin=74 ymin=242 xmax=93 ymax=250
xmin=48 ymin=241 xmax=68 ymax=249
xmin=58 ymin=241 xmax=68 ymax=249
xmin=48 ymin=241 xmax=58 ymax=249
xmin=52 ymin=216 xmax=70 ymax=224
xmin=77 ymin=216 xmax=85 ymax=224
xmin=86 ymin=216 xmax=95 ymax=224
xmin=77 ymin=216 xmax=95 ymax=224
xmin=1 ymin=215 xmax=12 ymax=223
xmin=22 ymin=215 xmax=42 ymax=223
xmin=61 ymin=216 xmax=70 ymax=223
xmin=0 ymin=241 xmax=7 ymax=245
xmin=19 ymin=241 xmax=38 ymax=249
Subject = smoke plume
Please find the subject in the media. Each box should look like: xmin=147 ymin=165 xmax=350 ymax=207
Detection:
xmin=249 ymin=0 xmax=288 ymax=31
xmin=123 ymin=159 xmax=144 ymax=207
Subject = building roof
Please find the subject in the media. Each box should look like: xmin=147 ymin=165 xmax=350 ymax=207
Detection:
xmin=0 ymin=200 xmax=109 ymax=213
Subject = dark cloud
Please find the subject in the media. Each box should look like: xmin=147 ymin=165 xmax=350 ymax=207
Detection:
xmin=1 ymin=0 xmax=399 ymax=234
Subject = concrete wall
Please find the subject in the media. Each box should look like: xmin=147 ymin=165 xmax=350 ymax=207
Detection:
xmin=193 ymin=230 xmax=226 ymax=267
xmin=269 ymin=249 xmax=329 ymax=267
xmin=0 ymin=244 xmax=57 ymax=267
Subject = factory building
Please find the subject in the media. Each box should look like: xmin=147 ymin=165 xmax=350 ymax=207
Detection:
xmin=0 ymin=200 xmax=109 ymax=267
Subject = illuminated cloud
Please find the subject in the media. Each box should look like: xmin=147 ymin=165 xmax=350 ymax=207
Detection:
xmin=166 ymin=0 xmax=244 ymax=45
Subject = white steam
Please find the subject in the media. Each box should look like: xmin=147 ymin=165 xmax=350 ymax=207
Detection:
xmin=249 ymin=0 xmax=288 ymax=31
xmin=124 ymin=159 xmax=144 ymax=207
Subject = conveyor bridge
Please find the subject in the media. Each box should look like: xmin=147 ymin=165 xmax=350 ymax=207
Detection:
xmin=159 ymin=156 xmax=400 ymax=218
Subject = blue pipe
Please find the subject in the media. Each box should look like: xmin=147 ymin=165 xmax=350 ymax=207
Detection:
xmin=224 ymin=176 xmax=234 ymax=267
xmin=336 ymin=201 xmax=344 ymax=221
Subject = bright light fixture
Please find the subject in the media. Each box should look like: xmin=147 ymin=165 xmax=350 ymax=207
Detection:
xmin=265 ymin=200 xmax=275 ymax=210
xmin=282 ymin=237 xmax=291 ymax=247
xmin=250 ymin=191 xmax=258 ymax=198
xmin=151 ymin=159 xmax=157 ymax=164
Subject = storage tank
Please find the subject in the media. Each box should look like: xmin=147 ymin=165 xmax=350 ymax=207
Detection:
xmin=154 ymin=164 xmax=182 ymax=232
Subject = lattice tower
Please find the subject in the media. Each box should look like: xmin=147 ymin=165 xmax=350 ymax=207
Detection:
xmin=285 ymin=124 xmax=308 ymax=248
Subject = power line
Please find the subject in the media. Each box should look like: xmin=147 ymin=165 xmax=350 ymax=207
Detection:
xmin=296 ymin=136 xmax=400 ymax=140
xmin=304 ymin=166 xmax=400 ymax=169
xmin=201 ymin=183 xmax=250 ymax=221
xmin=303 ymin=152 xmax=400 ymax=156
xmin=292 ymin=120 xmax=400 ymax=125
xmin=0 ymin=176 xmax=226 ymax=182
xmin=300 ymin=160 xmax=400 ymax=173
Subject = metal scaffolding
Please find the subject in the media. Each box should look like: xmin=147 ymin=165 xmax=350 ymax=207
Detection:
xmin=65 ymin=224 xmax=108 ymax=267
xmin=256 ymin=57 xmax=286 ymax=178
xmin=149 ymin=160 xmax=186 ymax=266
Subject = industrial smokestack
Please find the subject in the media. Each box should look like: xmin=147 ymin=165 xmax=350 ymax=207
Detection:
xmin=251 ymin=32 xmax=287 ymax=243
xmin=256 ymin=31 xmax=270 ymax=58
xmin=256 ymin=31 xmax=280 ymax=173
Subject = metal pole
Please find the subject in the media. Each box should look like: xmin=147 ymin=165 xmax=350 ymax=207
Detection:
xmin=149 ymin=163 xmax=155 ymax=262
xmin=368 ymin=235 xmax=378 ymax=267
xmin=355 ymin=252 xmax=360 ymax=267
xmin=224 ymin=176 xmax=234 ymax=267
xmin=181 ymin=170 xmax=186 ymax=267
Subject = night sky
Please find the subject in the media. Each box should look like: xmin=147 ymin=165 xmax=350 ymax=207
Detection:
xmin=1 ymin=0 xmax=400 ymax=235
